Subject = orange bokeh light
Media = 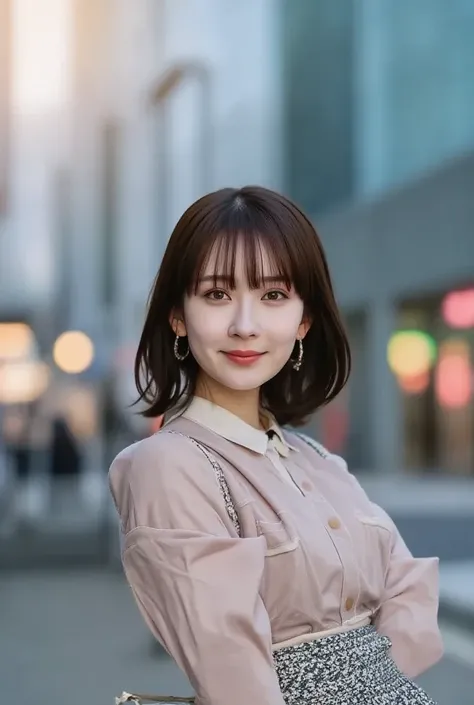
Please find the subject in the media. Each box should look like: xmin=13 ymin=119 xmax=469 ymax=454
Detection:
xmin=398 ymin=371 xmax=430 ymax=395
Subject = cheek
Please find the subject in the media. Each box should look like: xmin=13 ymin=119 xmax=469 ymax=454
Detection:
xmin=184 ymin=302 xmax=225 ymax=348
xmin=267 ymin=305 xmax=304 ymax=342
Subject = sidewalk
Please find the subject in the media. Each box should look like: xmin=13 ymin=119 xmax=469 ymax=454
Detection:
xmin=356 ymin=474 xmax=474 ymax=516
xmin=439 ymin=560 xmax=474 ymax=630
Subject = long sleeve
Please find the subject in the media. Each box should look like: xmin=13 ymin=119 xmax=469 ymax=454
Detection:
xmin=109 ymin=433 xmax=285 ymax=705
xmin=328 ymin=451 xmax=443 ymax=678
xmin=370 ymin=503 xmax=443 ymax=678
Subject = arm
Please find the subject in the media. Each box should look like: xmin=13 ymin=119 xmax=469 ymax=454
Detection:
xmin=369 ymin=502 xmax=443 ymax=678
xmin=307 ymin=440 xmax=443 ymax=678
xmin=109 ymin=434 xmax=285 ymax=705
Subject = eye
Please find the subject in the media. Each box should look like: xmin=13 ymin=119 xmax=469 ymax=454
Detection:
xmin=204 ymin=289 xmax=230 ymax=301
xmin=262 ymin=290 xmax=289 ymax=301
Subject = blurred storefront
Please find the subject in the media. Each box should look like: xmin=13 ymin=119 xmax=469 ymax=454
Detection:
xmin=0 ymin=322 xmax=96 ymax=478
xmin=395 ymin=289 xmax=474 ymax=475
xmin=313 ymin=153 xmax=474 ymax=475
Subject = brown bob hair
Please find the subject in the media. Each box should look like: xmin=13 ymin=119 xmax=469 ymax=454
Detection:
xmin=134 ymin=185 xmax=351 ymax=426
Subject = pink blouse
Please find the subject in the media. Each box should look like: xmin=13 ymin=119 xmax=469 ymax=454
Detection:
xmin=109 ymin=397 xmax=443 ymax=705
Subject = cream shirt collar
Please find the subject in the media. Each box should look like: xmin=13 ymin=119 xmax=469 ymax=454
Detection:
xmin=173 ymin=396 xmax=297 ymax=457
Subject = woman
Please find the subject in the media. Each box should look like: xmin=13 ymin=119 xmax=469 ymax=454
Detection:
xmin=110 ymin=186 xmax=442 ymax=705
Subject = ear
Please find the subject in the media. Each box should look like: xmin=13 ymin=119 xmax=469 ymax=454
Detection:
xmin=169 ymin=310 xmax=187 ymax=337
xmin=297 ymin=316 xmax=312 ymax=341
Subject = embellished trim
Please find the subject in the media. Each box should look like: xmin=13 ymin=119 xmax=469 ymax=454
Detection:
xmin=294 ymin=432 xmax=331 ymax=459
xmin=165 ymin=431 xmax=241 ymax=537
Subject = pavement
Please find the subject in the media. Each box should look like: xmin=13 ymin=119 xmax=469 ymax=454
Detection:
xmin=1 ymin=568 xmax=474 ymax=705
xmin=356 ymin=474 xmax=474 ymax=516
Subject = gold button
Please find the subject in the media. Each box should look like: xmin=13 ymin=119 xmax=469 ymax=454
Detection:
xmin=328 ymin=517 xmax=341 ymax=530
xmin=345 ymin=597 xmax=354 ymax=611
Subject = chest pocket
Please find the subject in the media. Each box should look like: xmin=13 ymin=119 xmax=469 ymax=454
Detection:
xmin=256 ymin=513 xmax=302 ymax=631
xmin=256 ymin=518 xmax=299 ymax=556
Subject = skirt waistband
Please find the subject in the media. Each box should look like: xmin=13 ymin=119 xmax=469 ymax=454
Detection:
xmin=272 ymin=612 xmax=372 ymax=652
xmin=271 ymin=625 xmax=436 ymax=704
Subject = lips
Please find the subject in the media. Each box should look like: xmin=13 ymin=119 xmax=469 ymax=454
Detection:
xmin=222 ymin=350 xmax=265 ymax=366
xmin=225 ymin=350 xmax=264 ymax=358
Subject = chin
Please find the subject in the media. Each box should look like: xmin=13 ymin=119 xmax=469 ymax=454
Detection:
xmin=224 ymin=381 xmax=262 ymax=392
xmin=215 ymin=371 xmax=278 ymax=392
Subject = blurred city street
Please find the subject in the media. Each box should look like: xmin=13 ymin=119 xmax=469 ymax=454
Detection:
xmin=1 ymin=567 xmax=474 ymax=705
xmin=1 ymin=1 xmax=474 ymax=704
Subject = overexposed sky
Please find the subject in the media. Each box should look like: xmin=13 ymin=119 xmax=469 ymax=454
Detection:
xmin=12 ymin=0 xmax=72 ymax=114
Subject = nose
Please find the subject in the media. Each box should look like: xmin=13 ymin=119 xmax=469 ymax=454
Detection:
xmin=228 ymin=298 xmax=261 ymax=338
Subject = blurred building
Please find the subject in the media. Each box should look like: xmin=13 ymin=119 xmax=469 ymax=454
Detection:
xmin=67 ymin=0 xmax=285 ymax=412
xmin=1 ymin=0 xmax=474 ymax=490
xmin=281 ymin=0 xmax=474 ymax=475
xmin=0 ymin=0 xmax=11 ymax=216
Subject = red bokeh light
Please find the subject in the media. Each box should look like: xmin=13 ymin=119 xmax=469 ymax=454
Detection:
xmin=435 ymin=351 xmax=472 ymax=408
xmin=441 ymin=288 xmax=474 ymax=329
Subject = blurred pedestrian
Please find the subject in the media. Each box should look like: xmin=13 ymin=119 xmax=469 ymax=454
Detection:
xmin=50 ymin=415 xmax=81 ymax=476
xmin=110 ymin=187 xmax=441 ymax=705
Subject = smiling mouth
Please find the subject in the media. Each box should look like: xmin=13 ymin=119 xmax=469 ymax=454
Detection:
xmin=222 ymin=351 xmax=266 ymax=366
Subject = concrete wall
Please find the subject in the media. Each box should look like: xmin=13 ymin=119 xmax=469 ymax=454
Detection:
xmin=319 ymin=152 xmax=474 ymax=307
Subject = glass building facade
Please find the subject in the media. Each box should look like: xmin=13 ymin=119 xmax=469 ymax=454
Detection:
xmin=282 ymin=0 xmax=474 ymax=212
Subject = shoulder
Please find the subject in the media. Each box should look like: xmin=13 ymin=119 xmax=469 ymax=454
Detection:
xmin=285 ymin=430 xmax=375 ymax=505
xmin=111 ymin=429 xmax=201 ymax=467
xmin=284 ymin=429 xmax=348 ymax=471
xmin=109 ymin=430 xmax=232 ymax=534
xmin=109 ymin=431 xmax=217 ymax=508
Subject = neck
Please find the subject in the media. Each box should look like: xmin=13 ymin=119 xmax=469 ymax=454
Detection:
xmin=194 ymin=375 xmax=262 ymax=429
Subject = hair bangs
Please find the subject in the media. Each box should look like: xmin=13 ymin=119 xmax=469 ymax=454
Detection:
xmin=188 ymin=203 xmax=296 ymax=294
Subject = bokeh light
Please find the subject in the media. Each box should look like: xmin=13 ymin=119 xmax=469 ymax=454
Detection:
xmin=435 ymin=339 xmax=473 ymax=409
xmin=398 ymin=370 xmax=430 ymax=395
xmin=441 ymin=288 xmax=474 ymax=329
xmin=0 ymin=322 xmax=35 ymax=361
xmin=387 ymin=330 xmax=437 ymax=378
xmin=53 ymin=330 xmax=94 ymax=374
xmin=0 ymin=360 xmax=50 ymax=404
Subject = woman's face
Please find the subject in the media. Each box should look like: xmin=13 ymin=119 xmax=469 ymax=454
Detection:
xmin=173 ymin=241 xmax=309 ymax=393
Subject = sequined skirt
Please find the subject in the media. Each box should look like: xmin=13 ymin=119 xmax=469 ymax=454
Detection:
xmin=273 ymin=625 xmax=437 ymax=705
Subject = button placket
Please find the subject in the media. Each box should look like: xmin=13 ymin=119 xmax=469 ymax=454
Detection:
xmin=316 ymin=500 xmax=361 ymax=622
xmin=291 ymin=449 xmax=362 ymax=620
xmin=344 ymin=597 xmax=355 ymax=612
xmin=279 ymin=457 xmax=312 ymax=496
